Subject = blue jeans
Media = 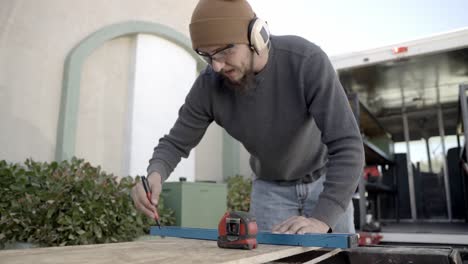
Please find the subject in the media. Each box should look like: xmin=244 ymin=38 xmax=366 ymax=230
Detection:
xmin=249 ymin=175 xmax=355 ymax=233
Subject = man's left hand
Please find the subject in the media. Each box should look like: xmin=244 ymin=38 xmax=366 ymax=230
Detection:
xmin=272 ymin=216 xmax=330 ymax=234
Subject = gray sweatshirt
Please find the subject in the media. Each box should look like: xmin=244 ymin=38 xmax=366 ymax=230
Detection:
xmin=147 ymin=35 xmax=364 ymax=228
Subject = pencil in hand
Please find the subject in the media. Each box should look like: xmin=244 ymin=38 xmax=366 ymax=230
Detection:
xmin=141 ymin=176 xmax=162 ymax=229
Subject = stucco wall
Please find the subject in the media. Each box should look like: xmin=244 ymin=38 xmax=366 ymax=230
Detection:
xmin=75 ymin=36 xmax=133 ymax=175
xmin=0 ymin=0 xmax=197 ymax=162
xmin=0 ymin=0 xmax=233 ymax=181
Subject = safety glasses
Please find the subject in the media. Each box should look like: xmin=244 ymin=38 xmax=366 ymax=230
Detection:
xmin=196 ymin=44 xmax=235 ymax=64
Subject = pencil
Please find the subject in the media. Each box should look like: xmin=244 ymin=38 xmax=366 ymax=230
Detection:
xmin=141 ymin=176 xmax=162 ymax=229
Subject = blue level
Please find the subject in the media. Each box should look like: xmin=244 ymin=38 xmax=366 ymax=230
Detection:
xmin=149 ymin=226 xmax=358 ymax=248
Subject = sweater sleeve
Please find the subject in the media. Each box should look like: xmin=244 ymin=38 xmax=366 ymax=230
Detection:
xmin=304 ymin=48 xmax=365 ymax=229
xmin=146 ymin=76 xmax=213 ymax=182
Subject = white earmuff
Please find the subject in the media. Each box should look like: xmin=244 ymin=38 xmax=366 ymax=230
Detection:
xmin=248 ymin=18 xmax=270 ymax=54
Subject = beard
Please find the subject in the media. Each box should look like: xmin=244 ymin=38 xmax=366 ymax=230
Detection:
xmin=221 ymin=69 xmax=256 ymax=94
xmin=220 ymin=52 xmax=256 ymax=94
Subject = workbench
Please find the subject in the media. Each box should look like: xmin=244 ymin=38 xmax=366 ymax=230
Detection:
xmin=1 ymin=237 xmax=464 ymax=263
xmin=0 ymin=237 xmax=322 ymax=264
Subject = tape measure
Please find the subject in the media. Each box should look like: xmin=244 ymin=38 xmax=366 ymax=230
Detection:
xmin=217 ymin=211 xmax=258 ymax=250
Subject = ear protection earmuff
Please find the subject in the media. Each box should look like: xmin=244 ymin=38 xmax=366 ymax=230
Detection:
xmin=247 ymin=17 xmax=270 ymax=54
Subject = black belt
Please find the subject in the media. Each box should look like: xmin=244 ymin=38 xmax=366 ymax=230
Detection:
xmin=274 ymin=167 xmax=327 ymax=186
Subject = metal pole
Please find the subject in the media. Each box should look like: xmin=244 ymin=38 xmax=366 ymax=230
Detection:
xmin=402 ymin=112 xmax=417 ymax=221
xmin=400 ymin=76 xmax=417 ymax=221
xmin=424 ymin=137 xmax=433 ymax=173
xmin=460 ymin=85 xmax=468 ymax=164
xmin=434 ymin=71 xmax=451 ymax=220
xmin=457 ymin=132 xmax=461 ymax=149
xmin=458 ymin=84 xmax=468 ymax=222
xmin=348 ymin=93 xmax=367 ymax=230
xmin=437 ymin=106 xmax=452 ymax=220
xmin=358 ymin=177 xmax=367 ymax=230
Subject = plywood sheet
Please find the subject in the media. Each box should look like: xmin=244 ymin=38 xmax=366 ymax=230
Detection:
xmin=0 ymin=237 xmax=321 ymax=264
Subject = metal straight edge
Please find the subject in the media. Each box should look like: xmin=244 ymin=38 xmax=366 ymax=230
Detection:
xmin=149 ymin=226 xmax=358 ymax=249
xmin=380 ymin=232 xmax=468 ymax=245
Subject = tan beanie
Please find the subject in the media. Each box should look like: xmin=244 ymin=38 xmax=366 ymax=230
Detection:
xmin=189 ymin=0 xmax=255 ymax=50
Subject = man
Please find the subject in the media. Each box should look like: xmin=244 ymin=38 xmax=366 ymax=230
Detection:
xmin=132 ymin=0 xmax=364 ymax=234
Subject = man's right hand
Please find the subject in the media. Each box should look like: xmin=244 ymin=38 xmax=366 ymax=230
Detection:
xmin=131 ymin=172 xmax=162 ymax=219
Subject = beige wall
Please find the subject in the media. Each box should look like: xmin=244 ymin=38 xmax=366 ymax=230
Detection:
xmin=0 ymin=0 xmax=229 ymax=181
xmin=0 ymin=0 xmax=226 ymax=181
xmin=196 ymin=123 xmax=224 ymax=183
xmin=239 ymin=145 xmax=253 ymax=178
xmin=75 ymin=36 xmax=133 ymax=175
xmin=0 ymin=0 xmax=198 ymax=162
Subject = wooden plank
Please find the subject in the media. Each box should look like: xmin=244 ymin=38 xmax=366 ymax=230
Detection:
xmin=150 ymin=226 xmax=358 ymax=248
xmin=0 ymin=237 xmax=321 ymax=264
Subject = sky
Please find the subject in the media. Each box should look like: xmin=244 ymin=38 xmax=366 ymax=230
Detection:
xmin=248 ymin=0 xmax=468 ymax=55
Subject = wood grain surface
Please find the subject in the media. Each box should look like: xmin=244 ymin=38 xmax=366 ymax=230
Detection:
xmin=0 ymin=237 xmax=321 ymax=264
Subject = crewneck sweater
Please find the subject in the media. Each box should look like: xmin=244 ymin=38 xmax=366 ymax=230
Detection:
xmin=148 ymin=35 xmax=365 ymax=228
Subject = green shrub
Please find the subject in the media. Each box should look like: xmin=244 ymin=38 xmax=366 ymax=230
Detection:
xmin=0 ymin=158 xmax=175 ymax=248
xmin=226 ymin=175 xmax=252 ymax=212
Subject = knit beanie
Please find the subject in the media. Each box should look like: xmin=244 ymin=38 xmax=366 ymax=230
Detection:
xmin=189 ymin=0 xmax=255 ymax=50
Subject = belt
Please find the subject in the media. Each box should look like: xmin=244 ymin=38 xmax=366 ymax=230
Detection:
xmin=274 ymin=166 xmax=327 ymax=186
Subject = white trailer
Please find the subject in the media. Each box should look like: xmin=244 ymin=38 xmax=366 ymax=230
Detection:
xmin=329 ymin=27 xmax=468 ymax=246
